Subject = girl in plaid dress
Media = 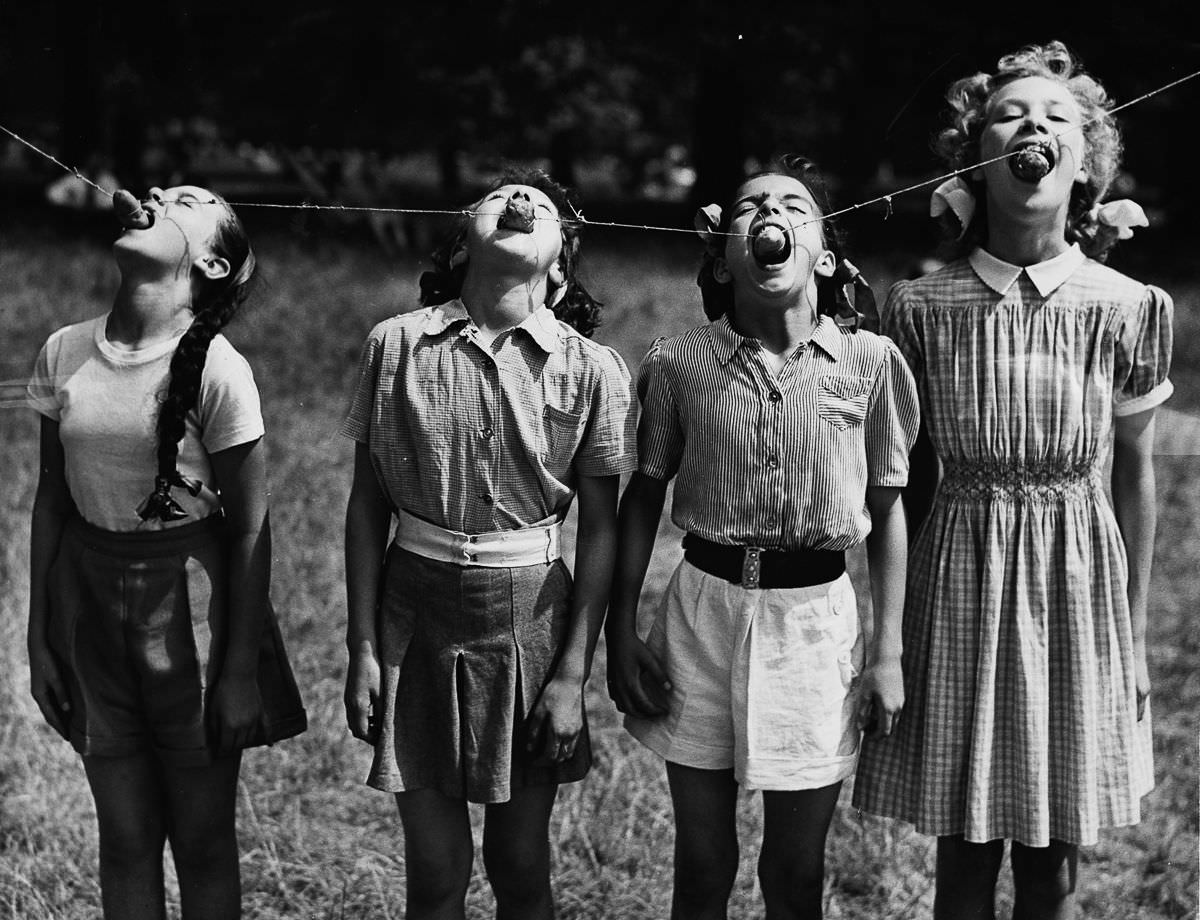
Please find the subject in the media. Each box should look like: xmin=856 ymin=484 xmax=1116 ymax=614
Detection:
xmin=342 ymin=169 xmax=635 ymax=919
xmin=853 ymin=42 xmax=1172 ymax=919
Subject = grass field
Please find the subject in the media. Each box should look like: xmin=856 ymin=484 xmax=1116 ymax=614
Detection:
xmin=1 ymin=221 xmax=1196 ymax=919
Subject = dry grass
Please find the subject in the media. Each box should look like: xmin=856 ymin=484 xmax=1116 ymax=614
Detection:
xmin=0 ymin=226 xmax=1196 ymax=918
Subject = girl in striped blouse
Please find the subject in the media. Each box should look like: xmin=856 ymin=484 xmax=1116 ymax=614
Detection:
xmin=607 ymin=156 xmax=919 ymax=919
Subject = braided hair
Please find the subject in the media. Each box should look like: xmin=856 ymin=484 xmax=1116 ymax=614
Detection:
xmin=697 ymin=155 xmax=875 ymax=329
xmin=137 ymin=195 xmax=256 ymax=523
xmin=418 ymin=167 xmax=602 ymax=338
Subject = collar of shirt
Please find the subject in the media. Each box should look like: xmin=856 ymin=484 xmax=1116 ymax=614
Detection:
xmin=707 ymin=313 xmax=843 ymax=366
xmin=420 ymin=299 xmax=564 ymax=353
xmin=969 ymin=244 xmax=1085 ymax=298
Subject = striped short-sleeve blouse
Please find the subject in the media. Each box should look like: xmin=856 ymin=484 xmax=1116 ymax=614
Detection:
xmin=636 ymin=313 xmax=920 ymax=551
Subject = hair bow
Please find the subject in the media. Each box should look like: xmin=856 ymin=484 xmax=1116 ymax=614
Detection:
xmin=1093 ymin=199 xmax=1149 ymax=240
xmin=694 ymin=204 xmax=724 ymax=255
xmin=929 ymin=177 xmax=975 ymax=240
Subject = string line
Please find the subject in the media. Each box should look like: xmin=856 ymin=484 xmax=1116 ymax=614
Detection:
xmin=2 ymin=66 xmax=1196 ymax=240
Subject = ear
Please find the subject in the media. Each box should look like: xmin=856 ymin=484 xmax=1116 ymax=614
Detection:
xmin=813 ymin=249 xmax=836 ymax=279
xmin=713 ymin=256 xmax=732 ymax=284
xmin=195 ymin=254 xmax=231 ymax=281
xmin=449 ymin=243 xmax=468 ymax=269
xmin=548 ymin=257 xmax=566 ymax=290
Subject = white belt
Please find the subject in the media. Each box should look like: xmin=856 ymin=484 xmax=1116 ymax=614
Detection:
xmin=393 ymin=510 xmax=562 ymax=567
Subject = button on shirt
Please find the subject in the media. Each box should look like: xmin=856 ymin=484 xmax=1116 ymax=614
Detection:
xmin=341 ymin=300 xmax=637 ymax=533
xmin=637 ymin=314 xmax=920 ymax=551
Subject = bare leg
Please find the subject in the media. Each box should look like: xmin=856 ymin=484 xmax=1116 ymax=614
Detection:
xmin=759 ymin=781 xmax=843 ymax=920
xmin=1011 ymin=839 xmax=1078 ymax=920
xmin=482 ymin=784 xmax=559 ymax=920
xmin=83 ymin=754 xmax=169 ymax=920
xmin=395 ymin=789 xmax=474 ymax=920
xmin=162 ymin=753 xmax=242 ymax=920
xmin=934 ymin=835 xmax=1005 ymax=920
xmin=665 ymin=762 xmax=740 ymax=920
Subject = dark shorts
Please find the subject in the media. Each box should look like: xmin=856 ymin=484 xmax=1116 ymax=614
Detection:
xmin=368 ymin=547 xmax=590 ymax=803
xmin=47 ymin=515 xmax=307 ymax=766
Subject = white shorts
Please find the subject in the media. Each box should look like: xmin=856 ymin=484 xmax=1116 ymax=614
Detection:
xmin=625 ymin=560 xmax=863 ymax=790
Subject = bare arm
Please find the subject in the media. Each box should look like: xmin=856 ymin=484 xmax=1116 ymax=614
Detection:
xmin=604 ymin=471 xmax=672 ymax=717
xmin=1112 ymin=407 xmax=1157 ymax=720
xmin=526 ymin=473 xmax=619 ymax=760
xmin=28 ymin=416 xmax=75 ymax=738
xmin=343 ymin=442 xmax=393 ymax=743
xmin=858 ymin=486 xmax=907 ymax=737
xmin=902 ymin=421 xmax=938 ymax=544
xmin=208 ymin=436 xmax=272 ymax=752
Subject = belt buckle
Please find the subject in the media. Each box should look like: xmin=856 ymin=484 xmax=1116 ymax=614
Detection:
xmin=741 ymin=546 xmax=763 ymax=589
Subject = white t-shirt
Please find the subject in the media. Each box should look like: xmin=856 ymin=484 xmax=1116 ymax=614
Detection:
xmin=27 ymin=314 xmax=265 ymax=531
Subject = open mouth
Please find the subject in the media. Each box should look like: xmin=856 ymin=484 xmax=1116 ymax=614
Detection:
xmin=113 ymin=189 xmax=155 ymax=229
xmin=751 ymin=223 xmax=791 ymax=266
xmin=1009 ymin=142 xmax=1056 ymax=183
xmin=496 ymin=198 xmax=536 ymax=234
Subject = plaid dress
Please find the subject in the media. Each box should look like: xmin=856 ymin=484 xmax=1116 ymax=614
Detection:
xmin=853 ymin=247 xmax=1173 ymax=846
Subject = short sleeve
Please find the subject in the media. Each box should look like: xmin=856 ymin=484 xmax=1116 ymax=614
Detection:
xmin=1113 ymin=285 xmax=1174 ymax=417
xmin=880 ymin=280 xmax=923 ymax=379
xmin=25 ymin=336 xmax=61 ymax=420
xmin=340 ymin=324 xmax=386 ymax=443
xmin=864 ymin=338 xmax=920 ymax=488
xmin=635 ymin=337 xmax=685 ymax=481
xmin=573 ymin=346 xmax=638 ymax=477
xmin=198 ymin=338 xmax=265 ymax=453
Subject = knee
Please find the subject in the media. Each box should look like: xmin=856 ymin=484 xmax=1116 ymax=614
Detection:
xmin=481 ymin=835 xmax=549 ymax=904
xmin=405 ymin=844 xmax=473 ymax=909
xmin=674 ymin=839 xmax=739 ymax=909
xmin=98 ymin=814 xmax=167 ymax=868
xmin=1012 ymin=842 xmax=1078 ymax=904
xmin=758 ymin=848 xmax=824 ymax=912
xmin=168 ymin=818 xmax=237 ymax=872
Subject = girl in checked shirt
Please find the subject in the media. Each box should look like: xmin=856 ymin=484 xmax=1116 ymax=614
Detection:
xmin=607 ymin=156 xmax=919 ymax=920
xmin=341 ymin=168 xmax=635 ymax=919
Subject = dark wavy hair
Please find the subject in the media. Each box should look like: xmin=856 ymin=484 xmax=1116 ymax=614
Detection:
xmin=697 ymin=155 xmax=854 ymax=322
xmin=139 ymin=193 xmax=256 ymax=522
xmin=934 ymin=40 xmax=1124 ymax=259
xmin=418 ymin=167 xmax=602 ymax=337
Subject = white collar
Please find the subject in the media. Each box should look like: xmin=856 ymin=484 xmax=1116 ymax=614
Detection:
xmin=969 ymin=244 xmax=1085 ymax=298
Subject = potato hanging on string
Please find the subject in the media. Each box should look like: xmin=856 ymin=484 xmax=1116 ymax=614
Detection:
xmin=113 ymin=189 xmax=153 ymax=229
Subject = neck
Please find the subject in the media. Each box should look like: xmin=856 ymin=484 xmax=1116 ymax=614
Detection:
xmin=984 ymin=198 xmax=1071 ymax=266
xmin=459 ymin=269 xmax=549 ymax=334
xmin=729 ymin=291 xmax=818 ymax=354
xmin=108 ymin=278 xmax=195 ymax=348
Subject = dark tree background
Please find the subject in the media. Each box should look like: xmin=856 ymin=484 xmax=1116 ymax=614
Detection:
xmin=1 ymin=0 xmax=1197 ymax=228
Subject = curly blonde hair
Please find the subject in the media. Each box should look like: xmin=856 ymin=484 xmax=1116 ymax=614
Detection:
xmin=935 ymin=41 xmax=1124 ymax=259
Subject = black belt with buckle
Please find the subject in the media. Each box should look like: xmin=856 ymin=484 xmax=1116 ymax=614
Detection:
xmin=682 ymin=534 xmax=846 ymax=589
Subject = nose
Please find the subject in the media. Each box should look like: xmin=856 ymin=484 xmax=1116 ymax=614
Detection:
xmin=757 ymin=196 xmax=782 ymax=218
xmin=508 ymin=190 xmax=530 ymax=203
xmin=147 ymin=187 xmax=166 ymax=210
xmin=1021 ymin=113 xmax=1050 ymax=135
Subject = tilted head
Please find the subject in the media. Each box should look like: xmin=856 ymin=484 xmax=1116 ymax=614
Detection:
xmin=419 ymin=167 xmax=601 ymax=337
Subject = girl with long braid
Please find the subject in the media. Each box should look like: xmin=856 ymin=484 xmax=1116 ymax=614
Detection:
xmin=26 ymin=185 xmax=306 ymax=920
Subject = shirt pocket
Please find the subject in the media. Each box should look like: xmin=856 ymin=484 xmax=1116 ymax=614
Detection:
xmin=542 ymin=404 xmax=587 ymax=467
xmin=816 ymin=375 xmax=873 ymax=431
